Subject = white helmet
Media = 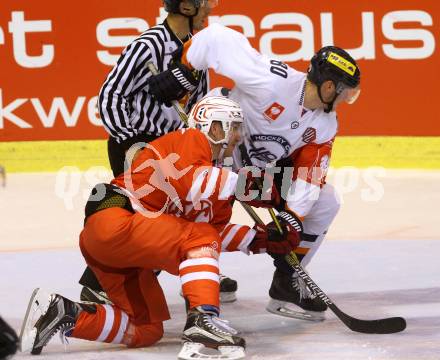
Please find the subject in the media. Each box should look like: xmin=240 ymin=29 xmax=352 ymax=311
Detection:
xmin=188 ymin=96 xmax=244 ymax=145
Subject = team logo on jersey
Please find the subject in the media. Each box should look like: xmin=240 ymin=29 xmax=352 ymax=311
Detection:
xmin=247 ymin=134 xmax=291 ymax=162
xmin=251 ymin=135 xmax=291 ymax=156
xmin=263 ymin=102 xmax=285 ymax=121
xmin=248 ymin=145 xmax=278 ymax=162
xmin=291 ymin=121 xmax=300 ymax=129
xmin=302 ymin=127 xmax=317 ymax=143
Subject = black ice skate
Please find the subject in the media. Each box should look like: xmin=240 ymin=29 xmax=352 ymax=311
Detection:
xmin=179 ymin=306 xmax=245 ymax=360
xmin=80 ymin=286 xmax=113 ymax=305
xmin=219 ymin=274 xmax=238 ymax=303
xmin=267 ymin=269 xmax=328 ymax=322
xmin=20 ymin=288 xmax=93 ymax=355
xmin=79 ymin=267 xmax=113 ymax=305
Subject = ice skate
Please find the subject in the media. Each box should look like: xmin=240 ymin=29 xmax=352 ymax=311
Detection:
xmin=20 ymin=288 xmax=91 ymax=354
xmin=267 ymin=269 xmax=327 ymax=322
xmin=19 ymin=288 xmax=52 ymax=353
xmin=80 ymin=286 xmax=113 ymax=305
xmin=219 ymin=274 xmax=237 ymax=303
xmin=178 ymin=306 xmax=245 ymax=360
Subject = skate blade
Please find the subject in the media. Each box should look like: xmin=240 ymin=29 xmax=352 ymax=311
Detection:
xmin=220 ymin=292 xmax=237 ymax=304
xmin=19 ymin=288 xmax=52 ymax=352
xmin=266 ymin=299 xmax=326 ymax=322
xmin=178 ymin=342 xmax=245 ymax=360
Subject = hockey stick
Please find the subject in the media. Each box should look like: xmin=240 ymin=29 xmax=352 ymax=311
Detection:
xmin=239 ymin=202 xmax=407 ymax=334
xmin=146 ymin=61 xmax=189 ymax=127
xmin=237 ymin=144 xmax=284 ymax=234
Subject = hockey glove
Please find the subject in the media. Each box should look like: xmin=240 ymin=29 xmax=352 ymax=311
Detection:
xmin=0 ymin=316 xmax=18 ymax=359
xmin=238 ymin=169 xmax=280 ymax=209
xmin=148 ymin=61 xmax=199 ymax=104
xmin=277 ymin=210 xmax=304 ymax=233
xmin=249 ymin=217 xmax=300 ymax=256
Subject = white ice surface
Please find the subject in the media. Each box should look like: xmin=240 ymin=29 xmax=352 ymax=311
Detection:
xmin=1 ymin=239 xmax=439 ymax=360
xmin=1 ymin=171 xmax=439 ymax=359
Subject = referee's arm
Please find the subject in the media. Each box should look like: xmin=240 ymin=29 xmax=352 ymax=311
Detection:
xmin=98 ymin=41 xmax=153 ymax=144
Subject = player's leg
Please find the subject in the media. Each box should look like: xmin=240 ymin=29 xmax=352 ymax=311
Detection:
xmin=21 ymin=208 xmax=174 ymax=354
xmin=82 ymin=208 xmax=245 ymax=351
xmin=21 ymin=208 xmax=244 ymax=356
xmin=73 ymin=267 xmax=166 ymax=349
xmin=176 ymin=225 xmax=245 ymax=357
xmin=269 ymin=166 xmax=341 ymax=320
xmin=80 ymin=232 xmax=238 ymax=305
xmin=20 ymin=273 xmax=165 ymax=355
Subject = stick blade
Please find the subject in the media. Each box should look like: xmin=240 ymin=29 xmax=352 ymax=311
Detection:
xmin=346 ymin=316 xmax=407 ymax=334
xmin=330 ymin=304 xmax=406 ymax=334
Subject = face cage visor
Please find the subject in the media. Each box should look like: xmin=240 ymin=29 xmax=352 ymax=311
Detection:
xmin=336 ymin=83 xmax=361 ymax=105
xmin=209 ymin=120 xmax=243 ymax=145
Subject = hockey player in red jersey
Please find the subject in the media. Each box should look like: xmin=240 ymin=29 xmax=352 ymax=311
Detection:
xmin=79 ymin=0 xmax=241 ymax=307
xmin=148 ymin=23 xmax=361 ymax=322
xmin=19 ymin=96 xmax=300 ymax=360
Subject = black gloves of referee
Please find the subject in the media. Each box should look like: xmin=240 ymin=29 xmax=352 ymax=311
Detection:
xmin=148 ymin=61 xmax=200 ymax=105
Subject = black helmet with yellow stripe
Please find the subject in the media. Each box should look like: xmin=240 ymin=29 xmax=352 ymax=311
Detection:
xmin=308 ymin=46 xmax=361 ymax=112
xmin=308 ymin=46 xmax=360 ymax=88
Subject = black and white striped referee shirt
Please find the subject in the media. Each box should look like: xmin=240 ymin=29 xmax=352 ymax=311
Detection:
xmin=98 ymin=20 xmax=209 ymax=143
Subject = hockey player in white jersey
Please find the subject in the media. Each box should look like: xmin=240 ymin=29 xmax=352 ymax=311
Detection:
xmin=148 ymin=23 xmax=361 ymax=322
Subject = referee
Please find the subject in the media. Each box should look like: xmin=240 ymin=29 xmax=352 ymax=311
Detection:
xmin=100 ymin=0 xmax=213 ymax=177
xmin=79 ymin=0 xmax=238 ymax=304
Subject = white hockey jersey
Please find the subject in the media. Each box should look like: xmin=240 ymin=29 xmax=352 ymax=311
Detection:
xmin=183 ymin=23 xmax=337 ymax=218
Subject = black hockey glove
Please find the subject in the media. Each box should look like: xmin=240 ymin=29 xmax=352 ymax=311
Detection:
xmin=0 ymin=316 xmax=18 ymax=359
xmin=148 ymin=61 xmax=199 ymax=105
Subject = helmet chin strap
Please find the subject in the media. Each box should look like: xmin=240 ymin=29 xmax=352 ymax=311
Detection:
xmin=208 ymin=129 xmax=231 ymax=167
xmin=317 ymin=83 xmax=339 ymax=113
xmin=215 ymin=143 xmax=228 ymax=168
